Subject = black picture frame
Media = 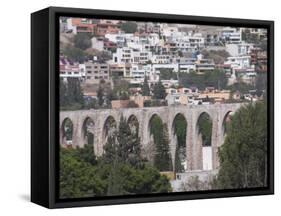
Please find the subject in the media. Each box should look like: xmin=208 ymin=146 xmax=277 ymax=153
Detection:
xmin=31 ymin=6 xmax=274 ymax=208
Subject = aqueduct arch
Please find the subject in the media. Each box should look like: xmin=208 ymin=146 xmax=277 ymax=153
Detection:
xmin=127 ymin=114 xmax=139 ymax=134
xmin=102 ymin=115 xmax=117 ymax=144
xmin=222 ymin=111 xmax=234 ymax=136
xmin=196 ymin=112 xmax=213 ymax=170
xmin=82 ymin=117 xmax=95 ymax=146
xmin=172 ymin=113 xmax=188 ymax=172
xmin=59 ymin=103 xmax=244 ymax=172
xmin=60 ymin=117 xmax=73 ymax=146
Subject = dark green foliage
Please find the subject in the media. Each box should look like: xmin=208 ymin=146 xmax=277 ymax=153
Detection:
xmin=60 ymin=78 xmax=84 ymax=110
xmin=113 ymin=79 xmax=130 ymax=100
xmin=74 ymin=33 xmax=92 ymax=50
xmin=97 ymin=86 xmax=104 ymax=107
xmin=76 ymin=144 xmax=97 ymax=166
xmin=120 ymin=22 xmax=138 ymax=33
xmin=62 ymin=46 xmax=86 ymax=63
xmin=142 ymin=76 xmax=150 ymax=96
xmin=60 ymin=79 xmax=69 ymax=107
xmin=179 ymin=69 xmax=227 ymax=90
xmin=227 ymin=82 xmax=255 ymax=94
xmin=153 ymin=80 xmax=166 ymax=99
xmin=84 ymin=97 xmax=98 ymax=109
xmin=103 ymin=116 xmax=142 ymax=168
xmin=162 ymin=70 xmax=228 ymax=90
xmin=174 ymin=115 xmax=187 ymax=172
xmin=216 ymin=102 xmax=267 ymax=189
xmin=201 ymin=50 xmax=230 ymax=64
xmin=150 ymin=116 xmax=173 ymax=171
xmin=60 ymin=147 xmax=106 ymax=198
xmin=159 ymin=68 xmax=178 ymax=80
xmin=197 ymin=113 xmax=212 ymax=146
xmin=67 ymin=77 xmax=84 ymax=104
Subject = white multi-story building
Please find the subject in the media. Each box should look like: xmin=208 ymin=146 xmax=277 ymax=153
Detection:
xmin=105 ymin=33 xmax=135 ymax=47
xmin=179 ymin=63 xmax=196 ymax=73
xmin=152 ymin=63 xmax=179 ymax=73
xmin=91 ymin=37 xmax=104 ymax=51
xmin=224 ymin=55 xmax=254 ymax=84
xmin=221 ymin=27 xmax=242 ymax=44
xmin=60 ymin=57 xmax=83 ymax=80
xmin=129 ymin=64 xmax=159 ymax=84
xmin=151 ymin=55 xmax=171 ymax=64
xmin=226 ymin=43 xmax=254 ymax=57
xmin=166 ymin=33 xmax=205 ymax=52
xmin=224 ymin=56 xmax=251 ymax=69
xmin=112 ymin=47 xmax=152 ymax=64
xmin=161 ymin=26 xmax=179 ymax=37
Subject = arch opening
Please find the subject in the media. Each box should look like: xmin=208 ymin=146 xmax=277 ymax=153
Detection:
xmin=82 ymin=117 xmax=95 ymax=146
xmin=222 ymin=111 xmax=234 ymax=136
xmin=61 ymin=118 xmax=73 ymax=146
xmin=196 ymin=112 xmax=213 ymax=170
xmin=103 ymin=116 xmax=117 ymax=142
xmin=149 ymin=114 xmax=172 ymax=172
xmin=127 ymin=115 xmax=139 ymax=135
xmin=172 ymin=113 xmax=188 ymax=173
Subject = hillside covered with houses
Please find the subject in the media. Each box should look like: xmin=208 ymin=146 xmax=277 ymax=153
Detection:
xmin=59 ymin=17 xmax=267 ymax=110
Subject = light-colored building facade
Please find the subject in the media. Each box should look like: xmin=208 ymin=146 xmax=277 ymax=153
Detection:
xmin=84 ymin=62 xmax=110 ymax=84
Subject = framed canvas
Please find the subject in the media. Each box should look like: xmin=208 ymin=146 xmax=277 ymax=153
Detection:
xmin=31 ymin=6 xmax=274 ymax=208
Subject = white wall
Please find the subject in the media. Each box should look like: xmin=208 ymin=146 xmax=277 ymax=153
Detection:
xmin=202 ymin=146 xmax=213 ymax=170
xmin=0 ymin=0 xmax=279 ymax=215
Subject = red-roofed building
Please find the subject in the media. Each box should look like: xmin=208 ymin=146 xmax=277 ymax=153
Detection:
xmin=95 ymin=23 xmax=120 ymax=36
xmin=66 ymin=18 xmax=96 ymax=34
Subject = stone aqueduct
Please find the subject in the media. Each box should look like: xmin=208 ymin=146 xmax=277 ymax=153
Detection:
xmin=60 ymin=103 xmax=244 ymax=171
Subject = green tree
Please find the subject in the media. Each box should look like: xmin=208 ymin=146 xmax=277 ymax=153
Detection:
xmin=75 ymin=144 xmax=97 ymax=166
xmin=74 ymin=33 xmax=92 ymax=50
xmin=159 ymin=68 xmax=178 ymax=80
xmin=120 ymin=22 xmax=138 ymax=33
xmin=142 ymin=76 xmax=150 ymax=96
xmin=227 ymin=82 xmax=255 ymax=94
xmin=153 ymin=80 xmax=166 ymax=99
xmin=197 ymin=113 xmax=212 ymax=146
xmin=179 ymin=69 xmax=228 ymax=90
xmin=102 ymin=116 xmax=171 ymax=196
xmin=60 ymin=79 xmax=68 ymax=107
xmin=97 ymin=86 xmax=104 ymax=107
xmin=68 ymin=78 xmax=84 ymax=103
xmin=216 ymin=102 xmax=267 ymax=189
xmin=60 ymin=147 xmax=106 ymax=198
xmin=62 ymin=45 xmax=86 ymax=63
xmin=117 ymin=116 xmax=142 ymax=167
xmin=150 ymin=116 xmax=172 ymax=171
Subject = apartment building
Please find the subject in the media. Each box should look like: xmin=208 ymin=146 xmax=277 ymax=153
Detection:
xmin=195 ymin=58 xmax=215 ymax=73
xmin=250 ymin=48 xmax=267 ymax=73
xmin=84 ymin=62 xmax=110 ymax=84
xmin=113 ymin=47 xmax=152 ymax=64
xmin=95 ymin=22 xmax=120 ymax=36
xmin=221 ymin=27 xmax=242 ymax=44
xmin=60 ymin=57 xmax=83 ymax=80
xmin=110 ymin=63 xmax=131 ymax=79
xmin=225 ymin=56 xmax=252 ymax=69
xmin=66 ymin=18 xmax=96 ymax=34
